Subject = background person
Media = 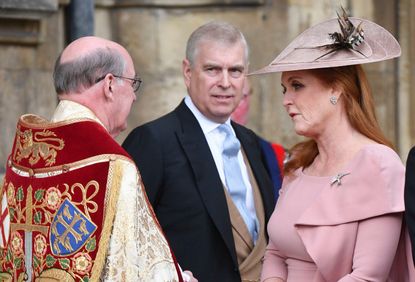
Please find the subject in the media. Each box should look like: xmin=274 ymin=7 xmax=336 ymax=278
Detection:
xmin=123 ymin=21 xmax=275 ymax=282
xmin=405 ymin=147 xmax=415 ymax=266
xmin=232 ymin=79 xmax=286 ymax=202
xmin=250 ymin=9 xmax=415 ymax=281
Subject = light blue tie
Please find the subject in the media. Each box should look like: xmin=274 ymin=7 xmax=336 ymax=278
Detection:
xmin=218 ymin=124 xmax=258 ymax=242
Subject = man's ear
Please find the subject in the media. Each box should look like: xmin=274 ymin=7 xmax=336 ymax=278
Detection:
xmin=103 ymin=74 xmax=115 ymax=100
xmin=182 ymin=59 xmax=192 ymax=89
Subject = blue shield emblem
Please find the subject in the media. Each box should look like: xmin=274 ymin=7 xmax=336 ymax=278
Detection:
xmin=50 ymin=199 xmax=97 ymax=256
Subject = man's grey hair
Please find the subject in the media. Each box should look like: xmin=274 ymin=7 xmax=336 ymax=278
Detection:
xmin=185 ymin=21 xmax=249 ymax=66
xmin=53 ymin=47 xmax=125 ymax=94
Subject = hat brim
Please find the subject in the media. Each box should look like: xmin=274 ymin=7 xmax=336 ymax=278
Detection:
xmin=249 ymin=17 xmax=401 ymax=75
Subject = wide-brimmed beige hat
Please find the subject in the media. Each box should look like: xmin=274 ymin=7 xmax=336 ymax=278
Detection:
xmin=250 ymin=10 xmax=401 ymax=75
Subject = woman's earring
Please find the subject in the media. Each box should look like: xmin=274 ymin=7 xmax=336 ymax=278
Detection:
xmin=330 ymin=96 xmax=338 ymax=105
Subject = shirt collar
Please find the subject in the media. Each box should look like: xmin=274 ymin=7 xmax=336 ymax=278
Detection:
xmin=184 ymin=95 xmax=232 ymax=134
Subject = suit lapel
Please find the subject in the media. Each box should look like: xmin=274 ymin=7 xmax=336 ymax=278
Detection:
xmin=174 ymin=101 xmax=238 ymax=267
xmin=232 ymin=121 xmax=275 ymax=221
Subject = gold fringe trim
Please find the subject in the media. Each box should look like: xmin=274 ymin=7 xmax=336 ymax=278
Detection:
xmin=90 ymin=159 xmax=123 ymax=282
xmin=10 ymin=154 xmax=132 ymax=178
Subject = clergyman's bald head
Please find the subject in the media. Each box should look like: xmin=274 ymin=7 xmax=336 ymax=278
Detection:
xmin=53 ymin=36 xmax=133 ymax=94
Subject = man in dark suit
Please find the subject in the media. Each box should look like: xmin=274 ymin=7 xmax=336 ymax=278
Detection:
xmin=405 ymin=147 xmax=415 ymax=265
xmin=123 ymin=21 xmax=274 ymax=282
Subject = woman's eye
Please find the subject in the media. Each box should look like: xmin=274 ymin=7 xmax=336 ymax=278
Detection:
xmin=292 ymin=82 xmax=303 ymax=90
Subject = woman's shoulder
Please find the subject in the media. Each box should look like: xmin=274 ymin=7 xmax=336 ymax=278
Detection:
xmin=353 ymin=143 xmax=403 ymax=170
xmin=347 ymin=144 xmax=405 ymax=197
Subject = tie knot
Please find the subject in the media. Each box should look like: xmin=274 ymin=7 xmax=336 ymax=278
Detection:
xmin=218 ymin=124 xmax=240 ymax=157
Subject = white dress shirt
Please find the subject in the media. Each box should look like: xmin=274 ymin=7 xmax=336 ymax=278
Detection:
xmin=184 ymin=96 xmax=258 ymax=230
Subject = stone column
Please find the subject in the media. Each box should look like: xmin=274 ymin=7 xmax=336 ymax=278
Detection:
xmin=67 ymin=0 xmax=94 ymax=41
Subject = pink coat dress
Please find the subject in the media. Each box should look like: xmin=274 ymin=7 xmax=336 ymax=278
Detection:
xmin=261 ymin=144 xmax=415 ymax=282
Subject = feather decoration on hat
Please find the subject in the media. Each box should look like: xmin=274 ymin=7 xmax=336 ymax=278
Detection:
xmin=329 ymin=7 xmax=364 ymax=49
xmin=313 ymin=7 xmax=367 ymax=61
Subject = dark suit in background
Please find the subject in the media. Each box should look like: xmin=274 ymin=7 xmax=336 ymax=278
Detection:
xmin=405 ymin=146 xmax=415 ymax=264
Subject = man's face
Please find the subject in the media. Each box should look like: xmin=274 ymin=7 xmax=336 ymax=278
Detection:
xmin=183 ymin=40 xmax=247 ymax=123
xmin=110 ymin=54 xmax=137 ymax=137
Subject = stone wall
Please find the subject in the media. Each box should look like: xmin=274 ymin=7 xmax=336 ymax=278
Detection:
xmin=1 ymin=0 xmax=414 ymax=178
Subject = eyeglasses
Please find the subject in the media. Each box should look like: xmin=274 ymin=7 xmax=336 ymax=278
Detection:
xmin=95 ymin=74 xmax=143 ymax=93
xmin=114 ymin=75 xmax=142 ymax=92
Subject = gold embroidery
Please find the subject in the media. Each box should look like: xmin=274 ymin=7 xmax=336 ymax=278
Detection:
xmin=48 ymin=182 xmax=99 ymax=257
xmin=51 ymin=212 xmax=88 ymax=254
xmin=0 ymin=178 xmax=4 ymax=203
xmin=61 ymin=181 xmax=99 ymax=219
xmin=8 ymin=185 xmax=49 ymax=281
xmin=36 ymin=268 xmax=75 ymax=282
xmin=9 ymin=180 xmax=99 ymax=229
xmin=10 ymin=185 xmax=48 ymax=234
xmin=6 ymin=179 xmax=101 ymax=279
xmin=13 ymin=127 xmax=65 ymax=166
xmin=90 ymin=159 xmax=123 ymax=282
xmin=0 ymin=272 xmax=12 ymax=281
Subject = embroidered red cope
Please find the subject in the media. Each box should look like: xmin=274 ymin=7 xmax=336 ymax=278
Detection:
xmin=0 ymin=115 xmax=130 ymax=281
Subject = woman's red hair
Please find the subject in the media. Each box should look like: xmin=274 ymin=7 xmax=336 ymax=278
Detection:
xmin=284 ymin=65 xmax=394 ymax=175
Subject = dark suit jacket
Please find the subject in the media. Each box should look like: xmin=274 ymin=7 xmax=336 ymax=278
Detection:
xmin=122 ymin=100 xmax=275 ymax=282
xmin=405 ymin=146 xmax=415 ymax=264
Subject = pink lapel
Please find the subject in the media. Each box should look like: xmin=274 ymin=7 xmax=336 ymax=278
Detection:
xmin=293 ymin=144 xmax=405 ymax=281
